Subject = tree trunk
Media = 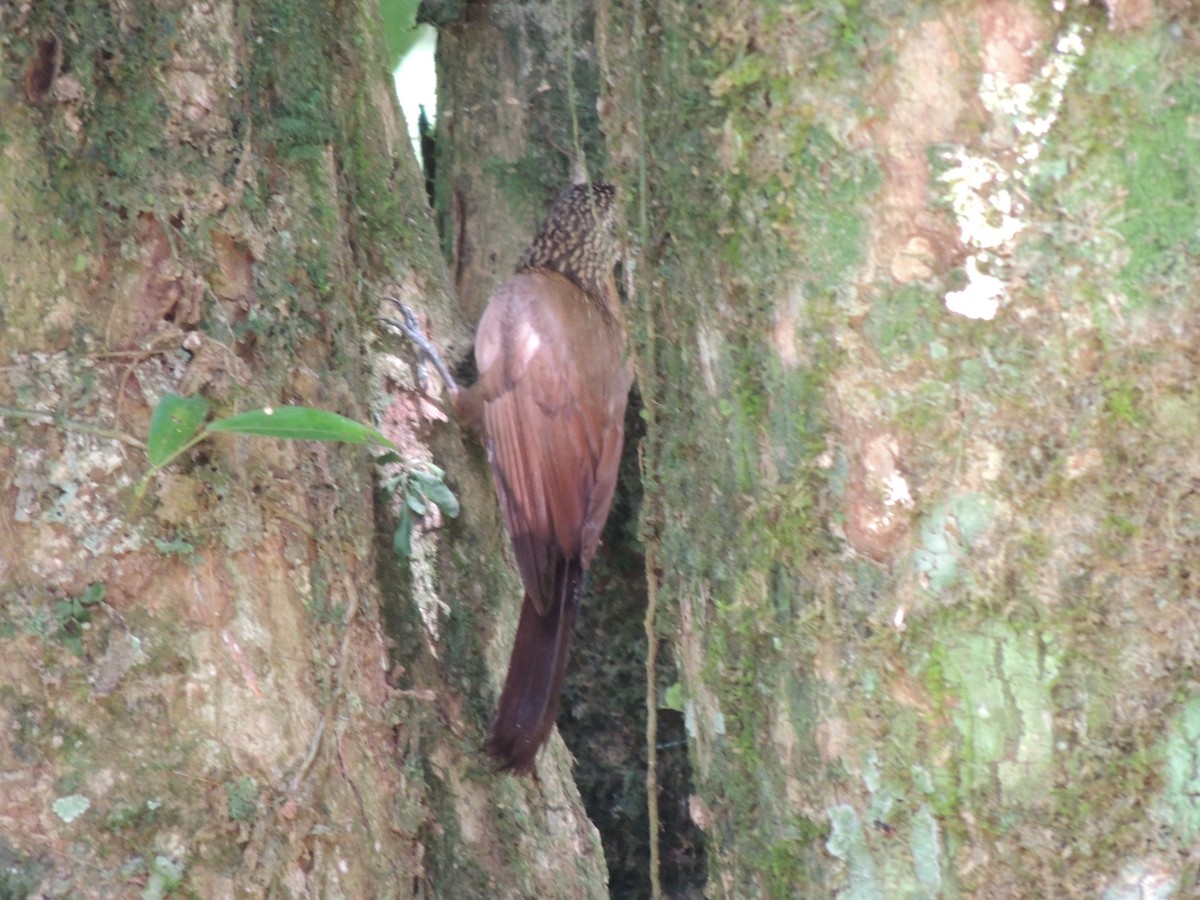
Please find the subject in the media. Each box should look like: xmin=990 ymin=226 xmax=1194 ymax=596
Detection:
xmin=601 ymin=0 xmax=1200 ymax=896
xmin=10 ymin=0 xmax=1198 ymax=896
xmin=0 ymin=1 xmax=605 ymax=896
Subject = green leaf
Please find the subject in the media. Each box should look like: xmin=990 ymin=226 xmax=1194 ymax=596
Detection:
xmin=80 ymin=583 xmax=106 ymax=606
xmin=147 ymin=394 xmax=209 ymax=466
xmin=411 ymin=464 xmax=445 ymax=482
xmin=207 ymin=406 xmax=396 ymax=449
xmin=405 ymin=490 xmax=428 ymax=515
xmin=421 ymin=480 xmax=459 ymax=518
xmin=381 ymin=472 xmax=407 ymax=493
xmin=393 ymin=506 xmax=413 ymax=559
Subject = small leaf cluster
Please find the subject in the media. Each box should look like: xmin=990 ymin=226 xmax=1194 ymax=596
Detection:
xmin=54 ymin=583 xmax=106 ymax=655
xmin=378 ymin=454 xmax=460 ymax=559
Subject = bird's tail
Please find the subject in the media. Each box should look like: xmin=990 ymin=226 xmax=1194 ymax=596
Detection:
xmin=486 ymin=558 xmax=583 ymax=774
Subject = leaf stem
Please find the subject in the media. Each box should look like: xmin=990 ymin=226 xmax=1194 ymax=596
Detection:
xmin=132 ymin=427 xmax=214 ymax=503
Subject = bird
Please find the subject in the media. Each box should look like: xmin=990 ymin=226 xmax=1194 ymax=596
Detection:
xmin=386 ymin=182 xmax=631 ymax=774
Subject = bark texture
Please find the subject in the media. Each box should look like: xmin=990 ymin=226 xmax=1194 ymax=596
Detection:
xmin=0 ymin=0 xmax=605 ymax=896
xmin=601 ymin=0 xmax=1200 ymax=896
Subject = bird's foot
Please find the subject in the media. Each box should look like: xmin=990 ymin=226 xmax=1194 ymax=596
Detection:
xmin=381 ymin=298 xmax=460 ymax=395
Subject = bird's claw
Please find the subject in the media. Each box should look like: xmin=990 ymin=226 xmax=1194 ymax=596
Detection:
xmin=381 ymin=297 xmax=459 ymax=395
xmin=396 ymin=300 xmax=424 ymax=339
xmin=381 ymin=297 xmax=422 ymax=344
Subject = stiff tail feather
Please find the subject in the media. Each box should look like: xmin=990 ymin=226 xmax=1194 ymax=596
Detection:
xmin=486 ymin=558 xmax=583 ymax=774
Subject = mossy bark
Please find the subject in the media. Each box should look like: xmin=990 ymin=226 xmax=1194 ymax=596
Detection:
xmin=0 ymin=0 xmax=605 ymax=896
xmin=601 ymin=0 xmax=1200 ymax=896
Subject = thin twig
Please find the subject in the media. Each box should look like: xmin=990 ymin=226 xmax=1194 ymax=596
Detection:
xmin=0 ymin=405 xmax=146 ymax=449
xmin=289 ymin=714 xmax=328 ymax=794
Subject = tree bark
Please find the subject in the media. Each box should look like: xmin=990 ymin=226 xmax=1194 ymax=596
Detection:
xmin=0 ymin=0 xmax=605 ymax=896
xmin=10 ymin=0 xmax=1197 ymax=896
xmin=601 ymin=0 xmax=1200 ymax=896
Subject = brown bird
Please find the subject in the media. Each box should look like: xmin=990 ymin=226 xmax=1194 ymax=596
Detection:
xmin=387 ymin=182 xmax=631 ymax=773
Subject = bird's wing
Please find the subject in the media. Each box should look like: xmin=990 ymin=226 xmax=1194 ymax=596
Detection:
xmin=476 ymin=272 xmax=625 ymax=615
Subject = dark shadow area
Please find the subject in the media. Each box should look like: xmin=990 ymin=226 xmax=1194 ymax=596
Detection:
xmin=560 ymin=388 xmax=708 ymax=899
